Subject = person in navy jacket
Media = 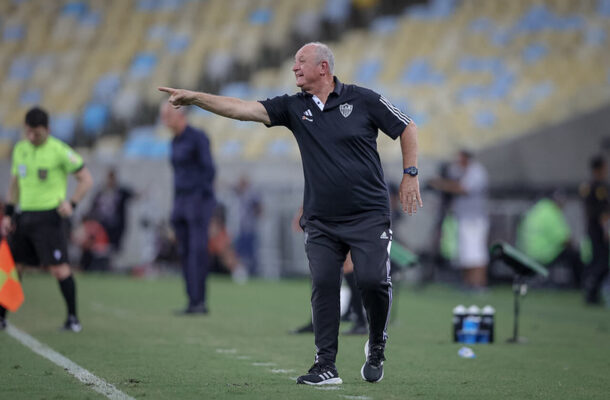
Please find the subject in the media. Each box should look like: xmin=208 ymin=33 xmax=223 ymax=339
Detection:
xmin=161 ymin=103 xmax=216 ymax=314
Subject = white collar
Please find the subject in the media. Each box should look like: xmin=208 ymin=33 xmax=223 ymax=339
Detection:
xmin=312 ymin=95 xmax=324 ymax=111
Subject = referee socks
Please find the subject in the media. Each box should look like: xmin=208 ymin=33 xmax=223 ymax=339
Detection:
xmin=58 ymin=275 xmax=77 ymax=317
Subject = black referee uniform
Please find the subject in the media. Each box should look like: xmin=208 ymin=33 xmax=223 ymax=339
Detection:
xmin=260 ymin=77 xmax=411 ymax=366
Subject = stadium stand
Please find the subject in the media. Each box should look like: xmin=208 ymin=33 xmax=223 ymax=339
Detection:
xmin=0 ymin=0 xmax=609 ymax=163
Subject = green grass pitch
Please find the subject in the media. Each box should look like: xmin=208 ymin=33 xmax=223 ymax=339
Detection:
xmin=1 ymin=272 xmax=609 ymax=399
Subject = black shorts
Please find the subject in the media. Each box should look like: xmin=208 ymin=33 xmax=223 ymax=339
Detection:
xmin=8 ymin=210 xmax=69 ymax=266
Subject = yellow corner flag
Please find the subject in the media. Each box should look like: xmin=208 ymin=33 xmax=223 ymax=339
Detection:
xmin=0 ymin=239 xmax=24 ymax=311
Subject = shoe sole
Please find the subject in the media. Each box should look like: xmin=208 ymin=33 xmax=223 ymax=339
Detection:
xmin=298 ymin=377 xmax=343 ymax=385
xmin=361 ymin=339 xmax=384 ymax=383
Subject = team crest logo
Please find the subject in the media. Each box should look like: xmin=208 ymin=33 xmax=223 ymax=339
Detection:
xmin=339 ymin=103 xmax=353 ymax=118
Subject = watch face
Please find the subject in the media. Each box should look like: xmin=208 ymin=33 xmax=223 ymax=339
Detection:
xmin=405 ymin=167 xmax=418 ymax=176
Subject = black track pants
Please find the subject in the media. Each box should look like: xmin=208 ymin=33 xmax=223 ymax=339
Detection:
xmin=303 ymin=213 xmax=392 ymax=365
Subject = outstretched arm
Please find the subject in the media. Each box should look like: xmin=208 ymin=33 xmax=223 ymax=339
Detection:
xmin=399 ymin=122 xmax=423 ymax=216
xmin=158 ymin=87 xmax=271 ymax=125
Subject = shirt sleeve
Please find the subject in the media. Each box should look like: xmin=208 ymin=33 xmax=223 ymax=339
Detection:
xmin=57 ymin=141 xmax=84 ymax=173
xmin=366 ymin=90 xmax=412 ymax=140
xmin=259 ymin=94 xmax=292 ymax=129
xmin=10 ymin=144 xmax=19 ymax=176
xmin=196 ymin=130 xmax=215 ymax=173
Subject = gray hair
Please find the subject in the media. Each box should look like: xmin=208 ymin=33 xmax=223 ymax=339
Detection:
xmin=306 ymin=42 xmax=335 ymax=74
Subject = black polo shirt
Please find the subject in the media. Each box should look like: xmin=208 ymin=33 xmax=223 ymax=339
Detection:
xmin=260 ymin=77 xmax=411 ymax=220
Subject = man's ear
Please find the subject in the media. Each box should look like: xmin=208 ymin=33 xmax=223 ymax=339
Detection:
xmin=319 ymin=60 xmax=329 ymax=75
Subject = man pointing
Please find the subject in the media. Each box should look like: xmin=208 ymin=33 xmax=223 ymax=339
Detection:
xmin=159 ymin=42 xmax=422 ymax=385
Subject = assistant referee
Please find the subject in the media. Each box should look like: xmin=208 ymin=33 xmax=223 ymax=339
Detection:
xmin=0 ymin=107 xmax=93 ymax=332
xmin=159 ymin=42 xmax=422 ymax=385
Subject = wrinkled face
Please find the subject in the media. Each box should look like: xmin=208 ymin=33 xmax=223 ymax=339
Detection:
xmin=25 ymin=124 xmax=49 ymax=146
xmin=160 ymin=103 xmax=184 ymax=134
xmin=292 ymin=45 xmax=322 ymax=90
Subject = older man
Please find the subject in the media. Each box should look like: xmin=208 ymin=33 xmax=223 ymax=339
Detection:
xmin=160 ymin=104 xmax=216 ymax=314
xmin=159 ymin=42 xmax=421 ymax=385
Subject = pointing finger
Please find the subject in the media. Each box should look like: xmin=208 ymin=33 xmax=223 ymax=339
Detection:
xmin=158 ymin=87 xmax=175 ymax=94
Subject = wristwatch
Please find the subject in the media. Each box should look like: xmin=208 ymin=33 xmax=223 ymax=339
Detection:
xmin=403 ymin=166 xmax=418 ymax=176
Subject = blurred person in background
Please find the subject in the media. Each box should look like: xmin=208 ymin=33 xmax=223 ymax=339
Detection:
xmin=233 ymin=175 xmax=262 ymax=277
xmin=517 ymin=190 xmax=582 ymax=288
xmin=427 ymin=161 xmax=456 ymax=269
xmin=88 ymin=168 xmax=136 ymax=253
xmin=208 ymin=203 xmax=247 ymax=283
xmin=580 ymin=155 xmax=609 ymax=305
xmin=430 ymin=150 xmax=489 ymax=289
xmin=0 ymin=107 xmax=93 ymax=331
xmin=72 ymin=214 xmax=111 ymax=271
xmin=160 ymin=103 xmax=216 ymax=315
xmin=159 ymin=41 xmax=421 ymax=385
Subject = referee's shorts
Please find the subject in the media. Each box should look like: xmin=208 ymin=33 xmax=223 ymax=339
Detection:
xmin=9 ymin=210 xmax=70 ymax=266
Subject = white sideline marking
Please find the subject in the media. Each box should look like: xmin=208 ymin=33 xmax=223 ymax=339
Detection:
xmin=216 ymin=348 xmax=237 ymax=354
xmin=236 ymin=355 xmax=251 ymax=360
xmin=6 ymin=324 xmax=135 ymax=400
xmin=270 ymin=369 xmax=295 ymax=374
xmin=340 ymin=396 xmax=371 ymax=400
xmin=252 ymin=362 xmax=276 ymax=367
xmin=315 ymin=386 xmax=342 ymax=391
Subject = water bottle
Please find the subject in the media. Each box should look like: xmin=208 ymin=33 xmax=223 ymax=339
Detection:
xmin=452 ymin=305 xmax=466 ymax=342
xmin=479 ymin=305 xmax=495 ymax=343
xmin=462 ymin=305 xmax=481 ymax=344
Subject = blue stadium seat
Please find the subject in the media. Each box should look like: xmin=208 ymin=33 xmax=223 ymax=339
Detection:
xmin=220 ymin=139 xmax=243 ymax=158
xmin=402 ymin=58 xmax=445 ymax=85
xmin=475 ymin=110 xmax=497 ymax=128
xmin=3 ymin=22 xmax=25 ymax=41
xmin=129 ymin=52 xmax=158 ymax=79
xmin=267 ymin=138 xmax=291 ymax=157
xmin=408 ymin=0 xmax=457 ymax=20
xmin=61 ymin=1 xmax=88 ymax=17
xmin=600 ymin=0 xmax=610 ymax=16
xmin=93 ymin=73 xmax=122 ymax=105
xmin=371 ymin=16 xmax=398 ymax=35
xmin=51 ymin=114 xmax=77 ymax=143
xmin=323 ymin=0 xmax=351 ymax=23
xmin=355 ymin=60 xmax=382 ymax=85
xmin=19 ymin=89 xmax=41 ymax=106
xmin=82 ymin=103 xmax=109 ymax=137
xmin=522 ymin=43 xmax=549 ymax=65
xmin=249 ymin=8 xmax=273 ymax=25
xmin=167 ymin=32 xmax=191 ymax=53
xmin=219 ymin=82 xmax=252 ymax=99
xmin=8 ymin=57 xmax=33 ymax=81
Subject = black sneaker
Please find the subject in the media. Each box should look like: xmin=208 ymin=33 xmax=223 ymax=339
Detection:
xmin=0 ymin=318 xmax=6 ymax=330
xmin=175 ymin=303 xmax=209 ymax=315
xmin=296 ymin=363 xmax=343 ymax=385
xmin=361 ymin=340 xmax=385 ymax=383
xmin=62 ymin=315 xmax=82 ymax=333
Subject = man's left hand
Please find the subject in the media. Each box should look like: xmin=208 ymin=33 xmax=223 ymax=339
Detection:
xmin=399 ymin=176 xmax=423 ymax=216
